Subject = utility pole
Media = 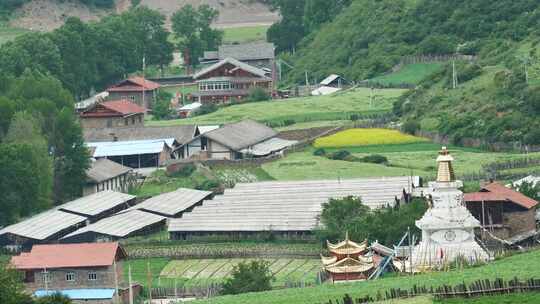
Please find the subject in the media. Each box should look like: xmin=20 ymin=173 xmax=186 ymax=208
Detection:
xmin=452 ymin=61 xmax=458 ymax=89
xmin=147 ymin=261 xmax=153 ymax=302
xmin=142 ymin=55 xmax=146 ymax=108
xmin=305 ymin=71 xmax=309 ymax=86
xmin=370 ymin=87 xmax=374 ymax=107
xmin=408 ymin=226 xmax=413 ymax=275
xmin=128 ymin=265 xmax=134 ymax=304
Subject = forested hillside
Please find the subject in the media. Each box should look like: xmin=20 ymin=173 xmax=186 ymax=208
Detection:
xmin=277 ymin=0 xmax=540 ymax=146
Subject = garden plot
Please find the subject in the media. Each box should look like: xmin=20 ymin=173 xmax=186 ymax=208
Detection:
xmin=159 ymin=258 xmax=321 ymax=286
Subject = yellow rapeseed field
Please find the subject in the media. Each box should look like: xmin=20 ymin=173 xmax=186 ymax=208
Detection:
xmin=314 ymin=128 xmax=428 ymax=148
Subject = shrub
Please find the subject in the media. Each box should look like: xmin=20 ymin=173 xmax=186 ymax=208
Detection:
xmin=328 ymin=150 xmax=351 ymax=160
xmin=350 ymin=114 xmax=360 ymax=121
xmin=196 ymin=179 xmax=221 ymax=191
xmin=194 ymin=103 xmax=218 ymax=116
xmin=360 ymin=154 xmax=388 ymax=164
xmin=168 ymin=163 xmax=196 ymax=178
xmin=222 ymin=260 xmax=273 ymax=295
xmin=283 ymin=119 xmax=295 ymax=126
xmin=401 ymin=120 xmax=420 ymax=135
xmin=247 ymin=87 xmax=270 ymax=102
xmin=313 ymin=148 xmax=326 ymax=156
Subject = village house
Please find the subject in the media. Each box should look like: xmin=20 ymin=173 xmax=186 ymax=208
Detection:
xmin=200 ymin=42 xmax=276 ymax=70
xmin=10 ymin=242 xmax=137 ymax=303
xmin=464 ymin=182 xmax=539 ymax=245
xmin=84 ymin=159 xmax=132 ymax=196
xmin=176 ymin=120 xmax=296 ymax=160
xmin=191 ymin=57 xmax=273 ymax=104
xmin=106 ymin=77 xmax=161 ymax=109
xmin=79 ymin=100 xmax=146 ymax=129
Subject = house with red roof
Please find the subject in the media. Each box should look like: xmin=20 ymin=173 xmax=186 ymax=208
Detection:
xmin=106 ymin=77 xmax=161 ymax=109
xmin=464 ymin=182 xmax=539 ymax=245
xmin=10 ymin=242 xmax=136 ymax=303
xmin=80 ymin=100 xmax=146 ymax=129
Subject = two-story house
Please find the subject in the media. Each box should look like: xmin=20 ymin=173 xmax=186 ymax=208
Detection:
xmin=79 ymin=100 xmax=146 ymax=129
xmin=106 ymin=77 xmax=161 ymax=109
xmin=11 ymin=242 xmax=130 ymax=303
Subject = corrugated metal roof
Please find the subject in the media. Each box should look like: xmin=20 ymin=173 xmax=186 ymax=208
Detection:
xmin=218 ymin=42 xmax=275 ymax=61
xmin=241 ymin=137 xmax=297 ymax=156
xmin=320 ymin=74 xmax=341 ymax=85
xmin=35 ymin=289 xmax=115 ymax=300
xmin=0 ymin=210 xmax=87 ymax=241
xmin=198 ymin=125 xmax=220 ymax=134
xmin=59 ymin=190 xmax=135 ymax=217
xmin=169 ymin=177 xmax=417 ymax=233
xmin=62 ymin=210 xmax=165 ymax=239
xmin=129 ymin=188 xmax=212 ymax=217
xmin=83 ymin=125 xmax=196 ymax=145
xmin=87 ymin=139 xmax=173 ymax=158
xmin=179 ymin=102 xmax=202 ymax=111
xmin=86 ymin=159 xmax=132 ymax=183
xmin=311 ymin=86 xmax=342 ymax=96
xmin=203 ymin=119 xmax=277 ymax=151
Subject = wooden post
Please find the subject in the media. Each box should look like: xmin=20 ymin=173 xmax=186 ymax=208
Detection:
xmin=128 ymin=265 xmax=133 ymax=304
xmin=113 ymin=260 xmax=120 ymax=304
xmin=408 ymin=227 xmax=413 ymax=275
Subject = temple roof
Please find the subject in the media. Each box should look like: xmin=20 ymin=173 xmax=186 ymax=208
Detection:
xmin=324 ymin=256 xmax=374 ymax=274
xmin=327 ymin=233 xmax=368 ymax=255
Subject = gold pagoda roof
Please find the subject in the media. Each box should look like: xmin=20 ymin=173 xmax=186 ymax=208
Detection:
xmin=321 ymin=255 xmax=337 ymax=266
xmin=436 ymin=146 xmax=455 ymax=182
xmin=327 ymin=233 xmax=368 ymax=255
xmin=323 ymin=256 xmax=375 ymax=274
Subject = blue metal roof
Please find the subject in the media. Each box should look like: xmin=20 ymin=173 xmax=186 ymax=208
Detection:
xmin=34 ymin=289 xmax=115 ymax=300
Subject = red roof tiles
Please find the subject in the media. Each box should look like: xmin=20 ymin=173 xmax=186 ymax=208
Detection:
xmin=11 ymin=242 xmax=125 ymax=270
xmin=464 ymin=182 xmax=539 ymax=209
xmin=107 ymin=77 xmax=160 ymax=92
xmin=80 ymin=100 xmax=146 ymax=118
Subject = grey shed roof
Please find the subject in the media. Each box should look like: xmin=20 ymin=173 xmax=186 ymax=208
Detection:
xmin=193 ymin=57 xmax=270 ymax=80
xmin=129 ymin=188 xmax=212 ymax=217
xmin=203 ymin=120 xmax=277 ymax=151
xmin=241 ymin=137 xmax=297 ymax=156
xmin=0 ymin=210 xmax=87 ymax=241
xmin=219 ymin=42 xmax=275 ymax=61
xmin=83 ymin=125 xmax=197 ymax=145
xmin=62 ymin=210 xmax=165 ymax=239
xmin=87 ymin=159 xmax=131 ymax=183
xmin=169 ymin=176 xmax=418 ymax=233
xmin=59 ymin=190 xmax=136 ymax=217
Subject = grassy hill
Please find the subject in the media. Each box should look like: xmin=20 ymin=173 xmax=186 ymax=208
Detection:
xmin=147 ymin=88 xmax=405 ymax=127
xmin=190 ymin=248 xmax=540 ymax=304
xmin=370 ymin=63 xmax=444 ymax=86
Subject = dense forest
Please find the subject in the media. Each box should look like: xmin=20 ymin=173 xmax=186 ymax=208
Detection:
xmin=0 ymin=0 xmax=114 ymax=16
xmin=274 ymin=0 xmax=540 ymax=146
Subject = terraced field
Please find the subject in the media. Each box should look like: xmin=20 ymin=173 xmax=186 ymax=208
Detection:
xmin=160 ymin=258 xmax=322 ymax=287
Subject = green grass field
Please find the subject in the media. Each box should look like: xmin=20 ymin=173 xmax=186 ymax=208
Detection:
xmin=223 ymin=25 xmax=269 ymax=44
xmin=371 ymin=63 xmax=443 ymax=85
xmin=147 ymin=88 xmax=405 ymax=127
xmin=262 ymin=143 xmax=539 ymax=181
xmin=0 ymin=23 xmax=30 ymax=45
xmin=191 ymin=248 xmax=540 ymax=304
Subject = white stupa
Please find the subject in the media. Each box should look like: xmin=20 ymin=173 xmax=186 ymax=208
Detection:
xmin=411 ymin=147 xmax=490 ymax=270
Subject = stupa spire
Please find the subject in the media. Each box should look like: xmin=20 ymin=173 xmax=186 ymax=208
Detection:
xmin=436 ymin=146 xmax=455 ymax=183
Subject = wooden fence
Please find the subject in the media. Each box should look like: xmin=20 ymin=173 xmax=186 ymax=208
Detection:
xmin=320 ymin=277 xmax=540 ymax=304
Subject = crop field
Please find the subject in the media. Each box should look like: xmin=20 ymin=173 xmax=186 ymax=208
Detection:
xmin=191 ymin=248 xmax=540 ymax=304
xmin=314 ymin=128 xmax=428 ymax=148
xmin=159 ymin=258 xmax=321 ymax=287
xmin=371 ymin=63 xmax=443 ymax=85
xmin=223 ymin=25 xmax=269 ymax=43
xmin=146 ymin=88 xmax=406 ymax=127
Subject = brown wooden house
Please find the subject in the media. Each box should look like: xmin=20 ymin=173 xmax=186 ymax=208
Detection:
xmin=79 ymin=100 xmax=146 ymax=129
xmin=464 ymin=182 xmax=539 ymax=244
xmin=192 ymin=57 xmax=273 ymax=104
xmin=106 ymin=77 xmax=161 ymax=109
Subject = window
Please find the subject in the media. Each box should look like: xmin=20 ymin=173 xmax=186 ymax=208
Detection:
xmin=124 ymin=118 xmax=129 ymax=126
xmin=129 ymin=96 xmax=135 ymax=101
xmin=132 ymin=117 xmax=135 ymax=125
xmin=88 ymin=272 xmax=97 ymax=281
xmin=66 ymin=272 xmax=75 ymax=282
xmin=138 ymin=116 xmax=142 ymax=123
xmin=41 ymin=271 xmax=52 ymax=283
xmin=107 ymin=119 xmax=112 ymax=128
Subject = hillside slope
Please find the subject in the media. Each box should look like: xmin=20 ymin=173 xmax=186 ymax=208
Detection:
xmin=9 ymin=0 xmax=278 ymax=31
